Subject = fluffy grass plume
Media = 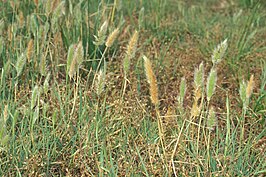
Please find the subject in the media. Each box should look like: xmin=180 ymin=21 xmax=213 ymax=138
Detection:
xmin=194 ymin=62 xmax=204 ymax=89
xmin=95 ymin=69 xmax=106 ymax=95
xmin=15 ymin=52 xmax=26 ymax=77
xmin=26 ymin=39 xmax=34 ymax=62
xmin=94 ymin=20 xmax=108 ymax=46
xmin=138 ymin=7 xmax=145 ymax=29
xmin=124 ymin=30 xmax=139 ymax=74
xmin=68 ymin=56 xmax=77 ymax=79
xmin=191 ymin=101 xmax=200 ymax=117
xmin=246 ymin=74 xmax=254 ymax=100
xmin=51 ymin=1 xmax=65 ymax=33
xmin=207 ymin=106 xmax=217 ymax=131
xmin=239 ymin=80 xmax=247 ymax=108
xmin=39 ymin=53 xmax=47 ymax=76
xmin=212 ymin=39 xmax=228 ymax=65
xmin=67 ymin=44 xmax=75 ymax=74
xmin=31 ymin=85 xmax=39 ymax=110
xmin=126 ymin=30 xmax=139 ymax=59
xmin=18 ymin=11 xmax=25 ymax=28
xmin=143 ymin=55 xmax=159 ymax=106
xmin=68 ymin=41 xmax=83 ymax=79
xmin=43 ymin=72 xmax=50 ymax=94
xmin=105 ymin=28 xmax=119 ymax=48
xmin=74 ymin=41 xmax=84 ymax=66
xmin=206 ymin=68 xmax=217 ymax=102
xmin=0 ymin=105 xmax=9 ymax=146
xmin=193 ymin=62 xmax=204 ymax=104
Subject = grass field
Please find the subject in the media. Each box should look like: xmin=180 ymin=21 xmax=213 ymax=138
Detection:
xmin=0 ymin=0 xmax=265 ymax=176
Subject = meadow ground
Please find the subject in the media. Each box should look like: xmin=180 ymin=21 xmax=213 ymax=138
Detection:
xmin=0 ymin=0 xmax=265 ymax=176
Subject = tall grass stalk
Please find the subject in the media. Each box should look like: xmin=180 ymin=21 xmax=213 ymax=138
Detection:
xmin=122 ymin=30 xmax=139 ymax=98
xmin=91 ymin=28 xmax=119 ymax=90
xmin=239 ymin=75 xmax=254 ymax=152
xmin=143 ymin=55 xmax=166 ymax=164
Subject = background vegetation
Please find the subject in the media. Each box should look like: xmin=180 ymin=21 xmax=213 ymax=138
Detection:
xmin=0 ymin=0 xmax=265 ymax=176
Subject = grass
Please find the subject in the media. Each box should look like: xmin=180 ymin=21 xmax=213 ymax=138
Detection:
xmin=0 ymin=0 xmax=265 ymax=176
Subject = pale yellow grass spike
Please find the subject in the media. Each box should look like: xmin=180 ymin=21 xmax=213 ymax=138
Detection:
xmin=126 ymin=30 xmax=139 ymax=59
xmin=26 ymin=39 xmax=34 ymax=62
xmin=143 ymin=55 xmax=159 ymax=106
xmin=105 ymin=28 xmax=119 ymax=47
xmin=246 ymin=74 xmax=254 ymax=100
xmin=68 ymin=56 xmax=77 ymax=79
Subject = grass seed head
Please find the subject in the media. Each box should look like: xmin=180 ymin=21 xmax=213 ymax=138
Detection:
xmin=124 ymin=31 xmax=139 ymax=74
xmin=39 ymin=53 xmax=47 ymax=76
xmin=206 ymin=68 xmax=217 ymax=102
xmin=3 ymin=105 xmax=8 ymax=124
xmin=207 ymin=106 xmax=217 ymax=131
xmin=51 ymin=1 xmax=65 ymax=33
xmin=194 ymin=62 xmax=204 ymax=90
xmin=138 ymin=7 xmax=145 ymax=29
xmin=26 ymin=39 xmax=34 ymax=62
xmin=239 ymin=80 xmax=247 ymax=108
xmin=67 ymin=44 xmax=75 ymax=74
xmin=95 ymin=69 xmax=106 ymax=96
xmin=31 ymin=85 xmax=39 ymax=110
xmin=126 ymin=30 xmax=139 ymax=59
xmin=15 ymin=52 xmax=26 ymax=77
xmin=18 ymin=11 xmax=24 ymax=28
xmin=68 ymin=41 xmax=83 ymax=79
xmin=143 ymin=55 xmax=159 ymax=106
xmin=212 ymin=39 xmax=228 ymax=65
xmin=74 ymin=41 xmax=84 ymax=66
xmin=68 ymin=56 xmax=77 ymax=79
xmin=246 ymin=74 xmax=254 ymax=100
xmin=105 ymin=28 xmax=119 ymax=48
xmin=94 ymin=21 xmax=108 ymax=46
xmin=191 ymin=101 xmax=200 ymax=117
xmin=43 ymin=72 xmax=50 ymax=94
